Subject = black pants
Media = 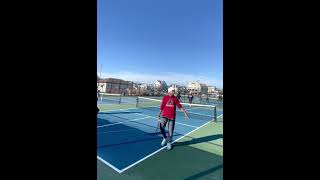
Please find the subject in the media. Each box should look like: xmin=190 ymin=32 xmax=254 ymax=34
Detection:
xmin=159 ymin=117 xmax=175 ymax=142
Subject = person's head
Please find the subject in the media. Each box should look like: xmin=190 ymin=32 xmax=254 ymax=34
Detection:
xmin=168 ymin=87 xmax=175 ymax=96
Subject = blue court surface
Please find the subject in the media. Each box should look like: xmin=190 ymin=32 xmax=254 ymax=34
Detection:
xmin=97 ymin=106 xmax=223 ymax=173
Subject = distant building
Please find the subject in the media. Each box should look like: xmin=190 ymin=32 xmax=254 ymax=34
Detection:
xmin=186 ymin=81 xmax=208 ymax=94
xmin=97 ymin=78 xmax=131 ymax=94
xmin=153 ymin=80 xmax=168 ymax=91
xmin=208 ymin=86 xmax=218 ymax=93
xmin=140 ymin=84 xmax=148 ymax=90
xmin=169 ymin=84 xmax=180 ymax=92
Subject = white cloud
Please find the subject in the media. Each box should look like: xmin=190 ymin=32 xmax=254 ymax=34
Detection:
xmin=98 ymin=71 xmax=223 ymax=88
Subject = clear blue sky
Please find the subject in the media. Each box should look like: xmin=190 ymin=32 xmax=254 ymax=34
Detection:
xmin=98 ymin=0 xmax=223 ymax=88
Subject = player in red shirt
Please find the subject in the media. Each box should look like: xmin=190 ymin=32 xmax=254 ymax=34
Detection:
xmin=158 ymin=87 xmax=189 ymax=150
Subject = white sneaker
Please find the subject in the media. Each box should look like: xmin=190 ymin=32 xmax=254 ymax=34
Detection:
xmin=161 ymin=138 xmax=167 ymax=146
xmin=167 ymin=142 xmax=172 ymax=150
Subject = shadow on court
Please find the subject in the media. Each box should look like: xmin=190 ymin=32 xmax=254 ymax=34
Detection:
xmin=183 ymin=165 xmax=223 ymax=180
xmin=174 ymin=134 xmax=223 ymax=147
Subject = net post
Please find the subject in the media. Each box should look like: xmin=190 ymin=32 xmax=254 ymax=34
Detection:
xmin=136 ymin=97 xmax=139 ymax=108
xmin=214 ymin=106 xmax=217 ymax=122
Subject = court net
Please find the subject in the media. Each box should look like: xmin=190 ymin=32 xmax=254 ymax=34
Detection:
xmin=136 ymin=97 xmax=217 ymax=122
xmin=99 ymin=93 xmax=122 ymax=104
xmin=179 ymin=94 xmax=223 ymax=107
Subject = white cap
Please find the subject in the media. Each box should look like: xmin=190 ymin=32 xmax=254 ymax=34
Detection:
xmin=168 ymin=87 xmax=175 ymax=93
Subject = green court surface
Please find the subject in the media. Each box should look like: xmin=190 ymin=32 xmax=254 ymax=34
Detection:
xmin=97 ymin=115 xmax=223 ymax=180
xmin=97 ymin=101 xmax=136 ymax=111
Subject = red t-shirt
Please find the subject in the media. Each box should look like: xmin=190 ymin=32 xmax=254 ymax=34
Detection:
xmin=160 ymin=95 xmax=183 ymax=119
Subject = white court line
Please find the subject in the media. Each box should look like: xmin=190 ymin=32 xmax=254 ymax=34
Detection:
xmin=97 ymin=129 xmax=138 ymax=134
xmin=98 ymin=101 xmax=137 ymax=105
xmin=119 ymin=113 xmax=224 ymax=173
xmin=119 ymin=120 xmax=207 ymax=173
xmin=97 ymin=107 xmax=223 ymax=173
xmin=118 ymin=109 xmax=151 ymax=117
xmin=185 ymin=106 xmax=204 ymax=110
xmin=97 ymin=116 xmax=150 ymax=128
xmin=97 ymin=156 xmax=122 ymax=173
xmin=118 ymin=144 xmax=170 ymax=173
xmin=97 ymin=108 xmax=153 ymax=128
xmin=98 ymin=109 xmax=198 ymax=130
xmin=181 ymin=106 xmax=217 ymax=118
xmin=187 ymin=111 xmax=214 ymax=118
xmin=120 ymin=109 xmax=199 ymax=129
xmin=126 ymin=111 xmax=199 ymax=129
xmin=175 ymin=122 xmax=198 ymax=128
xmin=97 ymin=107 xmax=139 ymax=112
xmin=99 ymin=107 xmax=215 ymax=119
xmin=97 ymin=103 xmax=119 ymax=106
xmin=116 ymin=107 xmax=213 ymax=128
